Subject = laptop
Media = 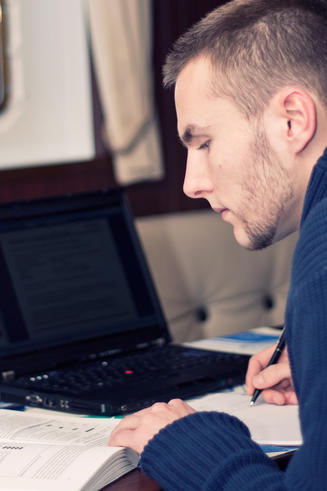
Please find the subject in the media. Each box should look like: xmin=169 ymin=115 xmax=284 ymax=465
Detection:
xmin=0 ymin=189 xmax=250 ymax=416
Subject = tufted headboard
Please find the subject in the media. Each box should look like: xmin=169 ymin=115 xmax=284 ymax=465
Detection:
xmin=136 ymin=210 xmax=298 ymax=343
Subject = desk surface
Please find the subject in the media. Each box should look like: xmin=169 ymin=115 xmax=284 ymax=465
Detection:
xmin=101 ymin=468 xmax=161 ymax=490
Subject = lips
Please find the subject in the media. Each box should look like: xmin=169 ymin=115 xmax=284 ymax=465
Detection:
xmin=212 ymin=207 xmax=227 ymax=215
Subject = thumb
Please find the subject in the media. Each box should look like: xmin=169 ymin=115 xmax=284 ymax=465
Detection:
xmin=253 ymin=363 xmax=291 ymax=389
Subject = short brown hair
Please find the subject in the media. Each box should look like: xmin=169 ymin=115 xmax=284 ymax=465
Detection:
xmin=163 ymin=0 xmax=327 ymax=117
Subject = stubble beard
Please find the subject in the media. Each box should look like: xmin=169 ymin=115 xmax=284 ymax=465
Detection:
xmin=240 ymin=127 xmax=294 ymax=251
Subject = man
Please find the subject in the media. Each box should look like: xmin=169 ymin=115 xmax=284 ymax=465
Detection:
xmin=110 ymin=1 xmax=327 ymax=488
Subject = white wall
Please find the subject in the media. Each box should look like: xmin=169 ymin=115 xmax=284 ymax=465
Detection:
xmin=0 ymin=0 xmax=94 ymax=169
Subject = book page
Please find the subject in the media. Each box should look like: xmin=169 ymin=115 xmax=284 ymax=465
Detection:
xmin=0 ymin=410 xmax=119 ymax=446
xmin=189 ymin=392 xmax=302 ymax=446
xmin=0 ymin=441 xmax=124 ymax=491
xmin=0 ymin=411 xmax=139 ymax=490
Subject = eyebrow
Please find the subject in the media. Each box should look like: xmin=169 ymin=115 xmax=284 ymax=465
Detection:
xmin=179 ymin=125 xmax=211 ymax=147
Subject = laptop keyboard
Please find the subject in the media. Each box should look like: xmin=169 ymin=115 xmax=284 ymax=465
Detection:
xmin=13 ymin=345 xmax=249 ymax=395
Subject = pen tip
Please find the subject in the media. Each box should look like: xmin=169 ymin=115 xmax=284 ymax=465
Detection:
xmin=249 ymin=401 xmax=255 ymax=406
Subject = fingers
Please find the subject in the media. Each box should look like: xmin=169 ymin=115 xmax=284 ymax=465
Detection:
xmin=167 ymin=398 xmax=196 ymax=416
xmin=286 ymin=391 xmax=298 ymax=405
xmin=109 ymin=414 xmax=141 ymax=446
xmin=247 ymin=357 xmax=297 ymax=405
xmin=245 ymin=342 xmax=297 ymax=406
xmin=109 ymin=412 xmax=153 ymax=453
xmin=258 ymin=387 xmax=298 ymax=405
xmin=109 ymin=428 xmax=140 ymax=449
xmin=259 ymin=388 xmax=288 ymax=405
xmin=246 ymin=344 xmax=277 ymax=395
xmin=252 ymin=362 xmax=292 ymax=390
xmin=109 ymin=399 xmax=195 ymax=453
xmin=258 ymin=372 xmax=298 ymax=405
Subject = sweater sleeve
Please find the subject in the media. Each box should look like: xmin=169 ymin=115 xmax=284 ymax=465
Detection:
xmin=139 ymin=411 xmax=285 ymax=491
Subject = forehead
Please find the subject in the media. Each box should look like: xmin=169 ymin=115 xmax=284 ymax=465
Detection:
xmin=175 ymin=57 xmax=214 ymax=119
xmin=175 ymin=57 xmax=246 ymax=137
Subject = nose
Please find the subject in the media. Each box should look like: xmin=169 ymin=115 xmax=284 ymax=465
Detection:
xmin=183 ymin=151 xmax=213 ymax=199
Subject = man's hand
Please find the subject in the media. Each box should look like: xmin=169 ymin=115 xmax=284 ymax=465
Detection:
xmin=109 ymin=399 xmax=195 ymax=454
xmin=246 ymin=343 xmax=298 ymax=405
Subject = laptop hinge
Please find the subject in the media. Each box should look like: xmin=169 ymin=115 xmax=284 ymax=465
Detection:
xmin=1 ymin=370 xmax=15 ymax=382
xmin=82 ymin=337 xmax=168 ymax=361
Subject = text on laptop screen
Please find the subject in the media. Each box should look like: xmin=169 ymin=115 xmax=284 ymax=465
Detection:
xmin=0 ymin=201 xmax=161 ymax=355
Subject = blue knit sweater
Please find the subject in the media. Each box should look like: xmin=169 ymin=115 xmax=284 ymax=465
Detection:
xmin=139 ymin=148 xmax=327 ymax=490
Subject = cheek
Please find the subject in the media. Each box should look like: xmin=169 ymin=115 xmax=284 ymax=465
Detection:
xmin=207 ymin=149 xmax=226 ymax=184
xmin=208 ymin=154 xmax=244 ymax=198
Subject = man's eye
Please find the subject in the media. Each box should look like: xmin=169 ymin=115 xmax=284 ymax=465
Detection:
xmin=198 ymin=141 xmax=210 ymax=150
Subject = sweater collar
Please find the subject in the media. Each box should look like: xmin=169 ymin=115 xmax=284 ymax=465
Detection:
xmin=300 ymin=147 xmax=327 ymax=226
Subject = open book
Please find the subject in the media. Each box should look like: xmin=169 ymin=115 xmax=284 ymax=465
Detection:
xmin=0 ymin=409 xmax=138 ymax=491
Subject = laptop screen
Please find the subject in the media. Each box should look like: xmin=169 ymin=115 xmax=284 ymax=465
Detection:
xmin=0 ymin=190 xmax=168 ymax=358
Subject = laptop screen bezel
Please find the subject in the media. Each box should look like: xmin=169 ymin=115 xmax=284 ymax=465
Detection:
xmin=0 ymin=189 xmax=171 ymax=374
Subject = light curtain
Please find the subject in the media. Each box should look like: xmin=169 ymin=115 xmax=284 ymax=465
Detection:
xmin=87 ymin=0 xmax=164 ymax=185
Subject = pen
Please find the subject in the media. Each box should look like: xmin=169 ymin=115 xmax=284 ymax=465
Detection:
xmin=250 ymin=328 xmax=286 ymax=406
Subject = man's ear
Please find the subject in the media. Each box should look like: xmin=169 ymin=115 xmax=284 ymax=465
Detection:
xmin=277 ymin=88 xmax=317 ymax=154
